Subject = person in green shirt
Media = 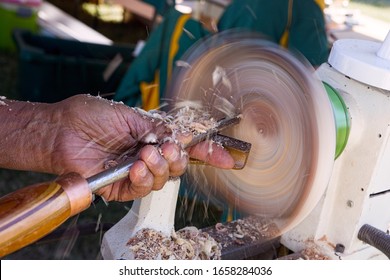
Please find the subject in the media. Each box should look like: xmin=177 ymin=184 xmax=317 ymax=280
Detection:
xmin=114 ymin=7 xmax=209 ymax=110
xmin=115 ymin=1 xmax=329 ymax=110
xmin=217 ymin=0 xmax=329 ymax=67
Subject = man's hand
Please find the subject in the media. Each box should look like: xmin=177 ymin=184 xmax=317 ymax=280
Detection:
xmin=0 ymin=94 xmax=234 ymax=202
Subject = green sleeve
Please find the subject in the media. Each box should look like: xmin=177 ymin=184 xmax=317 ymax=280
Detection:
xmin=114 ymin=9 xmax=180 ymax=106
xmin=114 ymin=27 xmax=163 ymax=106
xmin=161 ymin=18 xmax=210 ymax=97
xmin=217 ymin=0 xmax=289 ymax=43
xmin=217 ymin=0 xmax=328 ymax=66
xmin=217 ymin=0 xmax=257 ymax=31
xmin=289 ymin=0 xmax=329 ymax=66
xmin=115 ymin=8 xmax=210 ymax=107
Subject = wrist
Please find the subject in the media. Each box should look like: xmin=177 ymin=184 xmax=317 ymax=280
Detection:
xmin=0 ymin=99 xmax=60 ymax=173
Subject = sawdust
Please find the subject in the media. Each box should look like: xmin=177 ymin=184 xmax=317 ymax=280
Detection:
xmin=167 ymin=102 xmax=217 ymax=135
xmin=300 ymin=248 xmax=329 ymax=260
xmin=127 ymin=227 xmax=221 ymax=260
xmin=132 ymin=99 xmax=228 ymax=137
xmin=131 ymin=102 xmax=220 ymax=149
xmin=207 ymin=216 xmax=280 ymax=249
xmin=124 ymin=215 xmax=282 ymax=260
xmin=299 ymin=240 xmax=330 ymax=260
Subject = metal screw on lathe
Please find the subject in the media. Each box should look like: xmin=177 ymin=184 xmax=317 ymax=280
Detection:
xmin=335 ymin=243 xmax=345 ymax=253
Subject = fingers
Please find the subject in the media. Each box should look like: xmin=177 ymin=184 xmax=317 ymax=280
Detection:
xmin=187 ymin=141 xmax=235 ymax=169
xmin=160 ymin=141 xmax=188 ymax=177
xmin=98 ymin=138 xmax=233 ymax=202
xmin=174 ymin=131 xmax=235 ymax=169
xmin=97 ymin=142 xmax=189 ymax=202
xmin=128 ymin=146 xmax=166 ymax=193
xmin=130 ymin=142 xmax=188 ymax=190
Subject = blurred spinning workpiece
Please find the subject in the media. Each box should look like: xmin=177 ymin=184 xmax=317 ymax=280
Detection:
xmin=166 ymin=34 xmax=336 ymax=234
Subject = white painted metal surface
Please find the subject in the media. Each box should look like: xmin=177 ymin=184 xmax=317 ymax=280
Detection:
xmin=282 ymin=32 xmax=390 ymax=259
xmin=328 ymin=31 xmax=390 ymax=90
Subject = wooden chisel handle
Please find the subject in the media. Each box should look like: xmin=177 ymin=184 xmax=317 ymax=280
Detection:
xmin=0 ymin=173 xmax=92 ymax=258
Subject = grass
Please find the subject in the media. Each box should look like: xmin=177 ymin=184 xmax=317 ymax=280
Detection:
xmin=349 ymin=0 xmax=390 ymax=22
xmin=350 ymin=0 xmax=390 ymax=5
xmin=82 ymin=2 xmax=125 ymax=23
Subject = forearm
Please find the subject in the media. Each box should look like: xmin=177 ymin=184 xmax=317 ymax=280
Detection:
xmin=0 ymin=99 xmax=59 ymax=173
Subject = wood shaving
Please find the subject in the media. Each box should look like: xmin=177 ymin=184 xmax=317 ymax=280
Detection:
xmin=143 ymin=133 xmax=158 ymax=144
xmin=211 ymin=66 xmax=232 ymax=93
xmin=175 ymin=60 xmax=192 ymax=69
xmin=205 ymin=216 xmax=280 ymax=250
xmin=215 ymin=223 xmax=228 ymax=233
xmin=126 ymin=227 xmax=221 ymax=260
xmin=300 ymin=241 xmax=330 ymax=260
xmin=131 ymin=101 xmax=219 ymax=143
xmin=232 ymin=216 xmax=279 ymax=240
xmin=0 ymin=96 xmax=7 ymax=106
xmin=165 ymin=101 xmax=217 ymax=137
xmin=103 ymin=160 xmax=119 ymax=169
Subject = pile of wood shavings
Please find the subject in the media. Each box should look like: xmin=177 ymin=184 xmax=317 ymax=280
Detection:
xmin=300 ymin=243 xmax=330 ymax=260
xmin=127 ymin=227 xmax=222 ymax=260
xmin=206 ymin=216 xmax=280 ymax=248
xmin=234 ymin=216 xmax=280 ymax=239
xmin=165 ymin=101 xmax=218 ymax=136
